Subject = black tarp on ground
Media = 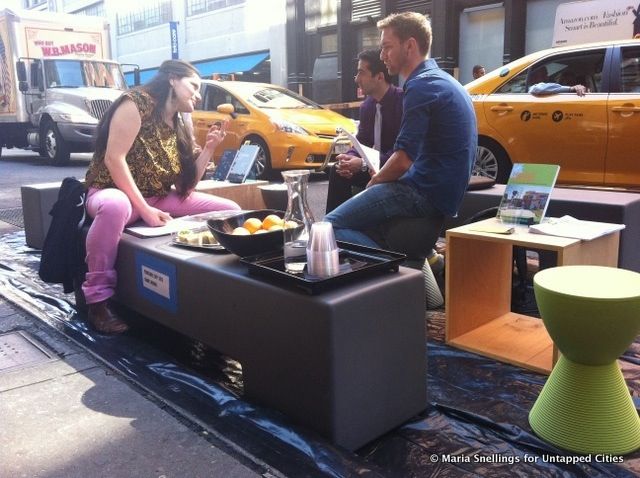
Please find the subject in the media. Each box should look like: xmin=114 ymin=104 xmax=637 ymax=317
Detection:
xmin=1 ymin=230 xmax=639 ymax=477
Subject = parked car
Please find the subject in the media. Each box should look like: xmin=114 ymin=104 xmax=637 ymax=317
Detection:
xmin=192 ymin=80 xmax=357 ymax=178
xmin=466 ymin=39 xmax=640 ymax=187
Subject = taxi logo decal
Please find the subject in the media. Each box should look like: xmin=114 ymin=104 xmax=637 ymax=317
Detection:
xmin=552 ymin=111 xmax=564 ymax=122
xmin=521 ymin=110 xmax=531 ymax=122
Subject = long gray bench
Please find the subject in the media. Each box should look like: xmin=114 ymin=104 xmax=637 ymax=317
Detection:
xmin=446 ymin=184 xmax=640 ymax=273
xmin=21 ymin=180 xmax=268 ymax=249
xmin=112 ymin=233 xmax=427 ymax=450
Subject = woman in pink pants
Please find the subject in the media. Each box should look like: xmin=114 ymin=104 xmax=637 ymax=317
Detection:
xmin=82 ymin=60 xmax=240 ymax=334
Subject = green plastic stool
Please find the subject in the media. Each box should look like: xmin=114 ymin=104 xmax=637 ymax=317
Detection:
xmin=530 ymin=265 xmax=640 ymax=455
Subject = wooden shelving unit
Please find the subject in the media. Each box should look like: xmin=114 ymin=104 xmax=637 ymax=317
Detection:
xmin=445 ymin=218 xmax=620 ymax=374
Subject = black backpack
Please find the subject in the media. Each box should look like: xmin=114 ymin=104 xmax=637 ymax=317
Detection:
xmin=38 ymin=177 xmax=87 ymax=293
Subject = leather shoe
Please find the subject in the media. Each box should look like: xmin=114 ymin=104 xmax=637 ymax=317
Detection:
xmin=87 ymin=301 xmax=129 ymax=335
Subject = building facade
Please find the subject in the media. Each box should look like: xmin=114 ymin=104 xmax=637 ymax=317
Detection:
xmin=18 ymin=0 xmax=288 ymax=86
xmin=286 ymin=0 xmax=572 ymax=104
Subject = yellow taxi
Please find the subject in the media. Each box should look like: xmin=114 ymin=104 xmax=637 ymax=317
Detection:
xmin=192 ymin=80 xmax=356 ymax=178
xmin=466 ymin=39 xmax=640 ymax=187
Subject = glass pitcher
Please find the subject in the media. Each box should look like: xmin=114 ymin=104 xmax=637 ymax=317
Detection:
xmin=282 ymin=170 xmax=315 ymax=273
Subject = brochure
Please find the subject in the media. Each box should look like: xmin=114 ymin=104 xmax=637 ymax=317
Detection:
xmin=497 ymin=163 xmax=560 ymax=225
xmin=336 ymin=127 xmax=380 ymax=173
xmin=227 ymin=144 xmax=260 ymax=183
xmin=529 ymin=215 xmax=625 ymax=241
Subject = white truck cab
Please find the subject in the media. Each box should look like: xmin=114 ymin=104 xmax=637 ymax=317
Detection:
xmin=0 ymin=8 xmax=138 ymax=164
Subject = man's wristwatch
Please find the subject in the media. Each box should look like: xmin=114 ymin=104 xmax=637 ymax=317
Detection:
xmin=360 ymin=161 xmax=368 ymax=172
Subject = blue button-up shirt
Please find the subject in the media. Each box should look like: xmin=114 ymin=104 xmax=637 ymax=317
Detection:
xmin=394 ymin=59 xmax=477 ymax=217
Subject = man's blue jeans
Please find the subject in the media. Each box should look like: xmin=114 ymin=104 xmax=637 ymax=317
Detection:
xmin=324 ymin=181 xmax=442 ymax=248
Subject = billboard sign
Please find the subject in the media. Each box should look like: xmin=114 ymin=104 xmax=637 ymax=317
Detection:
xmin=553 ymin=0 xmax=640 ymax=47
xmin=25 ymin=27 xmax=105 ymax=59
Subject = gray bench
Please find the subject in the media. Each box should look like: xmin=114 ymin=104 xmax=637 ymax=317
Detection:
xmin=21 ymin=180 xmax=268 ymax=249
xmin=446 ymin=184 xmax=640 ymax=273
xmin=111 ymin=233 xmax=427 ymax=450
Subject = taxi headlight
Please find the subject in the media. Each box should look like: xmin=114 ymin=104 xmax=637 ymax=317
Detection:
xmin=273 ymin=119 xmax=309 ymax=135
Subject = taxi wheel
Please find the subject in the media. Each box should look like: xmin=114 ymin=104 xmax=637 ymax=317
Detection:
xmin=247 ymin=136 xmax=272 ymax=180
xmin=474 ymin=139 xmax=512 ymax=184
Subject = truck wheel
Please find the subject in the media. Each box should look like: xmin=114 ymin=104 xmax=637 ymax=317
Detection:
xmin=42 ymin=120 xmax=70 ymax=165
xmin=246 ymin=136 xmax=273 ymax=180
xmin=474 ymin=138 xmax=512 ymax=184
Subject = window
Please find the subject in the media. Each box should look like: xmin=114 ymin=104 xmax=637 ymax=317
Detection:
xmin=23 ymin=0 xmax=47 ymax=8
xmin=496 ymin=50 xmax=606 ymax=94
xmin=320 ymin=33 xmax=337 ymax=54
xmin=71 ymin=2 xmax=105 ymax=17
xmin=201 ymin=85 xmax=249 ymax=115
xmin=186 ymin=0 xmax=244 ymax=16
xmin=117 ymin=1 xmax=172 ymax=35
xmin=620 ymin=48 xmax=640 ymax=93
xmin=305 ymin=0 xmax=337 ymax=30
xmin=357 ymin=26 xmax=379 ymax=51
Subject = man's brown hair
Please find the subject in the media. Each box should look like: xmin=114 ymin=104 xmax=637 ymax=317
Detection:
xmin=377 ymin=12 xmax=432 ymax=56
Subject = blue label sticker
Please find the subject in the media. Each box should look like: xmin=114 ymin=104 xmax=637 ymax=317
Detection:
xmin=135 ymin=251 xmax=177 ymax=313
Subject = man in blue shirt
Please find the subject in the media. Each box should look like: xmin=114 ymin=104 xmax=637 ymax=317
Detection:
xmin=326 ymin=49 xmax=403 ymax=213
xmin=325 ymin=12 xmax=477 ymax=252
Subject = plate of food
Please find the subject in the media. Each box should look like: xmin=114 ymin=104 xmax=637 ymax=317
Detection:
xmin=171 ymin=226 xmax=226 ymax=251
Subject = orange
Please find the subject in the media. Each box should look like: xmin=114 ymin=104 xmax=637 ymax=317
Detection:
xmin=243 ymin=217 xmax=262 ymax=234
xmin=268 ymin=224 xmax=284 ymax=231
xmin=262 ymin=214 xmax=284 ymax=230
xmin=284 ymin=220 xmax=299 ymax=229
xmin=232 ymin=227 xmax=251 ymax=235
xmin=253 ymin=229 xmax=268 ymax=234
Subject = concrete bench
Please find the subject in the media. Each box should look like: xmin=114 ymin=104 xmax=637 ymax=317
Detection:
xmin=112 ymin=232 xmax=427 ymax=450
xmin=21 ymin=180 xmax=268 ymax=249
xmin=445 ymin=185 xmax=640 ymax=273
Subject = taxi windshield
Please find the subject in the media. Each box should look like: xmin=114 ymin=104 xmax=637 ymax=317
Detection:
xmin=244 ymin=86 xmax=320 ymax=109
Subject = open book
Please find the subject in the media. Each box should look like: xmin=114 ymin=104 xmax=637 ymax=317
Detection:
xmin=336 ymin=128 xmax=380 ymax=173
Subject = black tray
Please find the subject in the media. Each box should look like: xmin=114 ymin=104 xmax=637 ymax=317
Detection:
xmin=240 ymin=241 xmax=406 ymax=294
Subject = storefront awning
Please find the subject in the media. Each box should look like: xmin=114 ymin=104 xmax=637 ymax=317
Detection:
xmin=193 ymin=51 xmax=269 ymax=76
xmin=124 ymin=51 xmax=269 ymax=86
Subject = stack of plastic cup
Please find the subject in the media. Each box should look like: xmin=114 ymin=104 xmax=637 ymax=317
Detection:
xmin=306 ymin=222 xmax=340 ymax=277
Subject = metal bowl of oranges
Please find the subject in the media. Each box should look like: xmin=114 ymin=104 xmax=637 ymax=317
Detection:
xmin=207 ymin=209 xmax=301 ymax=257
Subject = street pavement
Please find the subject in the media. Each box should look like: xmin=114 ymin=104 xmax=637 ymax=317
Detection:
xmin=0 ymin=152 xmax=331 ymax=477
xmin=0 ymin=219 xmax=280 ymax=477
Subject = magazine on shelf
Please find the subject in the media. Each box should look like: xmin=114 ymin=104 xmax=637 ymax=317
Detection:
xmin=336 ymin=128 xmax=380 ymax=173
xmin=497 ymin=163 xmax=560 ymax=225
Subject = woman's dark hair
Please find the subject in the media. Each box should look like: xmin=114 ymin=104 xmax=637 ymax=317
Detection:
xmin=358 ymin=49 xmax=391 ymax=83
xmin=93 ymin=59 xmax=200 ymax=197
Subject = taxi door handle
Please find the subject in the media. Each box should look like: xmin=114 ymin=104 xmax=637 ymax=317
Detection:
xmin=490 ymin=105 xmax=514 ymax=112
xmin=611 ymin=106 xmax=640 ymax=113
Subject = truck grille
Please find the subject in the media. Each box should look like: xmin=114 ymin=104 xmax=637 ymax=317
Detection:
xmin=88 ymin=99 xmax=113 ymax=120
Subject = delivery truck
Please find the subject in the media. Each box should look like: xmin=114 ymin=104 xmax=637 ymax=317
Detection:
xmin=0 ymin=8 xmax=137 ymax=164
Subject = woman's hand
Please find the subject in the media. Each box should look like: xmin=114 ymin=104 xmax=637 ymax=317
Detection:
xmin=140 ymin=205 xmax=172 ymax=227
xmin=202 ymin=120 xmax=228 ymax=156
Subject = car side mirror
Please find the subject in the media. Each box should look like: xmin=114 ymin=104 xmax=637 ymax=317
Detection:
xmin=217 ymin=103 xmax=237 ymax=119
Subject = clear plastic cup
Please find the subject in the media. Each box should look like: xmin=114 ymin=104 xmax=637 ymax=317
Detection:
xmin=306 ymin=222 xmax=340 ymax=277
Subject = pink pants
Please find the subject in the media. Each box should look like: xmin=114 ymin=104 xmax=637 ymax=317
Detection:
xmin=82 ymin=187 xmax=240 ymax=304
